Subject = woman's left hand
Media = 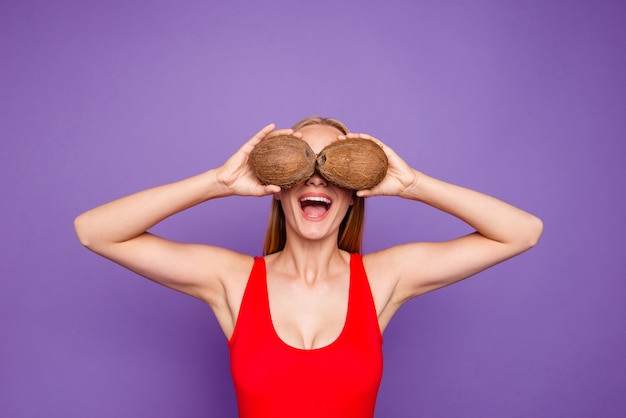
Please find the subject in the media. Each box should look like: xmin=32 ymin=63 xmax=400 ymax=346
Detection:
xmin=338 ymin=133 xmax=418 ymax=198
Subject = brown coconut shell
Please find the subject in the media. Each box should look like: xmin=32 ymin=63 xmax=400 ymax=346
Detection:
xmin=248 ymin=135 xmax=316 ymax=188
xmin=316 ymin=138 xmax=388 ymax=190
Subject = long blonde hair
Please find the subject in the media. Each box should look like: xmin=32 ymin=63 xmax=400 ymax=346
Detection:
xmin=262 ymin=117 xmax=366 ymax=255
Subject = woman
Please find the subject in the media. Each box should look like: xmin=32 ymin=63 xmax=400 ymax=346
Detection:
xmin=74 ymin=116 xmax=543 ymax=417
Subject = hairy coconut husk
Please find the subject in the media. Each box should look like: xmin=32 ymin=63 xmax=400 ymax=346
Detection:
xmin=316 ymin=138 xmax=388 ymax=190
xmin=248 ymin=135 xmax=316 ymax=188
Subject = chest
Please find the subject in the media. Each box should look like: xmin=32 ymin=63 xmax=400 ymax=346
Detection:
xmin=267 ymin=274 xmax=349 ymax=350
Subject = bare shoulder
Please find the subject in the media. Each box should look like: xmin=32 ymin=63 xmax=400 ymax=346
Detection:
xmin=362 ymin=247 xmax=412 ymax=321
xmin=362 ymin=243 xmax=427 ymax=285
xmin=203 ymin=247 xmax=255 ymax=304
xmin=198 ymin=248 xmax=255 ymax=339
xmin=361 ymin=243 xmax=433 ymax=326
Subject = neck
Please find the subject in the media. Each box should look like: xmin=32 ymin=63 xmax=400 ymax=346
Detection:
xmin=274 ymin=237 xmax=349 ymax=284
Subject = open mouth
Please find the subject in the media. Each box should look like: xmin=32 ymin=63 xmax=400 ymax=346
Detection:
xmin=299 ymin=195 xmax=332 ymax=219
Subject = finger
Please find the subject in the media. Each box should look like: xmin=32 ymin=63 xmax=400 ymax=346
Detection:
xmin=345 ymin=132 xmax=378 ymax=142
xmin=264 ymin=184 xmax=281 ymax=194
xmin=239 ymin=123 xmax=276 ymax=154
xmin=246 ymin=123 xmax=275 ymax=145
xmin=254 ymin=123 xmax=276 ymax=139
xmin=266 ymin=128 xmax=295 ymax=139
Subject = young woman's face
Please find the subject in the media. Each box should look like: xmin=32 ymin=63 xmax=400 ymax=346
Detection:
xmin=276 ymin=125 xmax=354 ymax=243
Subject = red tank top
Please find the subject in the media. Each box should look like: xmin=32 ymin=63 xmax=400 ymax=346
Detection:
xmin=228 ymin=253 xmax=383 ymax=418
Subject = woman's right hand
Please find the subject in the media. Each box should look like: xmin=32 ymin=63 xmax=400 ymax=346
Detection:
xmin=215 ymin=124 xmax=299 ymax=197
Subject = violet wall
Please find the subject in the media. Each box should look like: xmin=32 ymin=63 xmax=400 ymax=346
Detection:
xmin=2 ymin=0 xmax=625 ymax=417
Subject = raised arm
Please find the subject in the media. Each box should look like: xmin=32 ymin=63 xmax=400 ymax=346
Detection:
xmin=74 ymin=124 xmax=284 ymax=307
xmin=353 ymin=133 xmax=543 ymax=324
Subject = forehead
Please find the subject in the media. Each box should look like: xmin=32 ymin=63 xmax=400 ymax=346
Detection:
xmin=297 ymin=125 xmax=342 ymax=154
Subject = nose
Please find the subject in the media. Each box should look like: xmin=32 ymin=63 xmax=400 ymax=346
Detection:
xmin=305 ymin=172 xmax=328 ymax=187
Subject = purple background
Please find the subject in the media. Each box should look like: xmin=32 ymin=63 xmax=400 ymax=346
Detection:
xmin=2 ymin=0 xmax=625 ymax=417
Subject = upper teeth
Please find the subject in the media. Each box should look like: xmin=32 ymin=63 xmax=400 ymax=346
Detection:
xmin=300 ymin=196 xmax=331 ymax=204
